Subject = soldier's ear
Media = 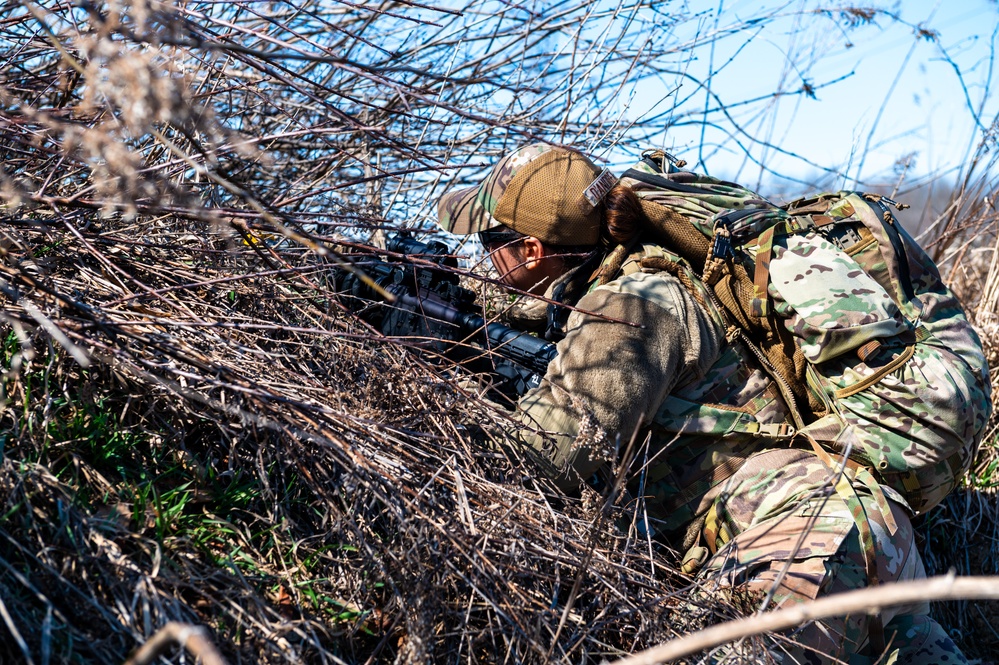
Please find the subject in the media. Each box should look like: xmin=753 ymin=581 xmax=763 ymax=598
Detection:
xmin=522 ymin=237 xmax=547 ymax=269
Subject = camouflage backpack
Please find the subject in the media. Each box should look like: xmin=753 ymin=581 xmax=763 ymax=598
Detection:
xmin=617 ymin=150 xmax=992 ymax=514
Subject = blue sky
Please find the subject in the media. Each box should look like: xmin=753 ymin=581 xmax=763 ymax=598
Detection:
xmin=618 ymin=1 xmax=998 ymax=190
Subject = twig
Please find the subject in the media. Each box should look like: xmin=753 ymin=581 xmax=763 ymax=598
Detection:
xmin=606 ymin=575 xmax=999 ymax=665
xmin=123 ymin=622 xmax=227 ymax=665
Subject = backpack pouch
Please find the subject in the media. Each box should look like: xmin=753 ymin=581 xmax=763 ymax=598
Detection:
xmin=767 ymin=231 xmax=910 ymax=364
xmin=821 ymin=341 xmax=990 ymax=513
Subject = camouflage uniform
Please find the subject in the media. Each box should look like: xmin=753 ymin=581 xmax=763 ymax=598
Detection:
xmin=439 ymin=146 xmax=987 ymax=663
xmin=510 ymin=247 xmax=968 ymax=663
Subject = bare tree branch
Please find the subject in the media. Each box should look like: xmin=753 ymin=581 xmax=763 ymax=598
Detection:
xmin=607 ymin=576 xmax=999 ymax=665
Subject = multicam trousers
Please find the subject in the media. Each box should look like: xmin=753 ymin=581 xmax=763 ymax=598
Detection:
xmin=696 ymin=449 xmax=967 ymax=665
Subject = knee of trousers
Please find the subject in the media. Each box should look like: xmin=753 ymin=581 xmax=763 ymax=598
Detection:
xmin=695 ymin=494 xmax=931 ymax=661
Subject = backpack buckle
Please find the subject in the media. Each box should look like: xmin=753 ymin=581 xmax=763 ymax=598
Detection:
xmin=681 ymin=546 xmax=710 ymax=575
xmin=710 ymin=218 xmax=735 ymax=261
xmin=641 ymin=149 xmax=687 ymax=174
xmin=752 ymin=422 xmax=796 ymax=439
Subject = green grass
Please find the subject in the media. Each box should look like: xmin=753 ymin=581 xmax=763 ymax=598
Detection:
xmin=0 ymin=330 xmax=343 ymax=595
xmin=0 ymin=330 xmax=385 ymax=663
xmin=966 ymin=437 xmax=999 ymax=491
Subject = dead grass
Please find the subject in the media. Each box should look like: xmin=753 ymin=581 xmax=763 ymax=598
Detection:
xmin=0 ymin=233 xmax=693 ymax=664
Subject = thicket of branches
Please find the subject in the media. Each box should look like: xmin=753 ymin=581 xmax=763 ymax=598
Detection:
xmin=0 ymin=1 xmax=997 ymax=663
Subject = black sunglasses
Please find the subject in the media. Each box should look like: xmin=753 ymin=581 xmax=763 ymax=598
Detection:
xmin=478 ymin=227 xmax=526 ymax=247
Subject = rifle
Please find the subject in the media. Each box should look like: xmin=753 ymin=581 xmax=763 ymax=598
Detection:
xmin=333 ymin=235 xmax=557 ymax=399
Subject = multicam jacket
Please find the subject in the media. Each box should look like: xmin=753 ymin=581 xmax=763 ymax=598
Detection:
xmin=512 ymin=242 xmax=794 ymax=540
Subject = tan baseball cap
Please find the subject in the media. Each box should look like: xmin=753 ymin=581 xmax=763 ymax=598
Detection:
xmin=437 ymin=143 xmax=617 ymax=246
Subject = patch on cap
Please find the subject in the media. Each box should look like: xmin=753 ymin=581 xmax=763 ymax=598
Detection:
xmin=582 ymin=168 xmax=618 ymax=209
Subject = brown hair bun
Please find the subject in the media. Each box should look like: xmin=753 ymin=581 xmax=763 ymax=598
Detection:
xmin=603 ymin=183 xmax=648 ymax=245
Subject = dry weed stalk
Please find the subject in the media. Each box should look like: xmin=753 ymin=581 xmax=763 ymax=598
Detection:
xmin=124 ymin=622 xmax=227 ymax=665
xmin=614 ymin=575 xmax=999 ymax=665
